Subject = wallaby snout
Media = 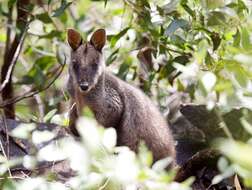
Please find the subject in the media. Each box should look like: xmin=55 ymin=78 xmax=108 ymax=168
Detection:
xmin=79 ymin=81 xmax=89 ymax=92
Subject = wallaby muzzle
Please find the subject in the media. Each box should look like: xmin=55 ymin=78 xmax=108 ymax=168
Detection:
xmin=79 ymin=82 xmax=89 ymax=92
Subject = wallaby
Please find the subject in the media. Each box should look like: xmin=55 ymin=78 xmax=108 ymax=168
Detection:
xmin=67 ymin=28 xmax=176 ymax=164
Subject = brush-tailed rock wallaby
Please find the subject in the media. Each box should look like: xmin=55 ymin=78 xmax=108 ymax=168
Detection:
xmin=67 ymin=28 xmax=176 ymax=164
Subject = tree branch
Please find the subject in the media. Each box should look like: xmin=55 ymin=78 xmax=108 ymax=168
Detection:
xmin=1 ymin=0 xmax=31 ymax=118
xmin=0 ymin=24 xmax=29 ymax=92
xmin=0 ymin=57 xmax=66 ymax=108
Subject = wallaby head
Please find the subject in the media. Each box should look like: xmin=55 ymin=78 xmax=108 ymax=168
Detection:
xmin=67 ymin=29 xmax=106 ymax=93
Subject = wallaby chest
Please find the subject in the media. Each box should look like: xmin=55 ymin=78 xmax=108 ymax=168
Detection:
xmin=75 ymin=78 xmax=124 ymax=128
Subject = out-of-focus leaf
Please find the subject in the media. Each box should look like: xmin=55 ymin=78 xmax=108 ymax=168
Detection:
xmin=32 ymin=131 xmax=55 ymax=145
xmin=201 ymin=72 xmax=216 ymax=92
xmin=11 ymin=123 xmax=36 ymax=139
xmin=117 ymin=60 xmax=131 ymax=79
xmin=21 ymin=65 xmax=45 ymax=87
xmin=225 ymin=60 xmax=248 ymax=87
xmin=162 ymin=0 xmax=179 ymax=14
xmin=170 ymin=35 xmax=186 ymax=48
xmin=104 ymin=0 xmax=108 ymax=7
xmin=36 ymin=12 xmax=52 ymax=24
xmin=233 ymin=29 xmax=241 ymax=47
xmin=39 ymin=30 xmax=62 ymax=39
xmin=210 ymin=32 xmax=221 ymax=50
xmin=43 ymin=109 xmax=57 ymax=122
xmin=241 ymin=27 xmax=251 ymax=50
xmin=106 ymin=48 xmax=119 ymax=66
xmin=173 ymin=55 xmax=190 ymax=65
xmin=205 ymin=0 xmax=225 ymax=9
xmin=108 ymin=27 xmax=130 ymax=48
xmin=217 ymin=157 xmax=229 ymax=173
xmin=165 ymin=19 xmax=189 ymax=37
xmin=180 ymin=0 xmax=196 ymax=19
xmin=52 ymin=0 xmax=72 ymax=17
xmin=159 ymin=60 xmax=175 ymax=80
xmin=207 ymin=11 xmax=226 ymax=26
xmin=20 ymin=56 xmax=56 ymax=86
xmin=217 ymin=139 xmax=252 ymax=171
xmin=152 ymin=157 xmax=172 ymax=172
xmin=2 ymin=179 xmax=16 ymax=189
xmin=227 ymin=0 xmax=248 ymax=15
xmin=205 ymin=51 xmax=214 ymax=66
xmin=0 ymin=4 xmax=8 ymax=17
xmin=35 ymin=56 xmax=57 ymax=70
xmin=8 ymin=0 xmax=16 ymax=8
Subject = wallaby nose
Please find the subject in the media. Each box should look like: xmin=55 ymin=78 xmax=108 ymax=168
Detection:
xmin=79 ymin=82 xmax=89 ymax=91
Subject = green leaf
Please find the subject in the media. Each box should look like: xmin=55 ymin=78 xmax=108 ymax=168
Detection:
xmin=180 ymin=0 xmax=196 ymax=19
xmin=158 ymin=60 xmax=175 ymax=80
xmin=39 ymin=30 xmax=62 ymax=39
xmin=29 ymin=65 xmax=46 ymax=87
xmin=36 ymin=12 xmax=52 ymax=24
xmin=20 ymin=56 xmax=56 ymax=86
xmin=173 ymin=55 xmax=190 ymax=65
xmin=108 ymin=27 xmax=130 ymax=48
xmin=43 ymin=109 xmax=57 ymax=122
xmin=2 ymin=179 xmax=16 ymax=189
xmin=106 ymin=48 xmax=119 ymax=66
xmin=165 ymin=19 xmax=189 ymax=37
xmin=241 ymin=27 xmax=251 ymax=50
xmin=207 ymin=11 xmax=226 ymax=26
xmin=35 ymin=56 xmax=57 ymax=71
xmin=117 ymin=59 xmax=132 ymax=79
xmin=0 ymin=4 xmax=8 ymax=17
xmin=52 ymin=0 xmax=72 ymax=17
xmin=234 ymin=67 xmax=248 ymax=88
xmin=8 ymin=0 xmax=16 ymax=8
xmin=233 ymin=29 xmax=241 ymax=47
xmin=217 ymin=139 xmax=252 ymax=171
xmin=170 ymin=34 xmax=186 ymax=48
xmin=104 ymin=0 xmax=108 ymax=7
xmin=210 ymin=32 xmax=221 ymax=51
xmin=205 ymin=0 xmax=225 ymax=9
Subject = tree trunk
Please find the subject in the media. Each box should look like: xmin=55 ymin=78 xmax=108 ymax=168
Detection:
xmin=1 ymin=0 xmax=30 ymax=118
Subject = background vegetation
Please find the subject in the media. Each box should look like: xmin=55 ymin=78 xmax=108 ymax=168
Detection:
xmin=0 ymin=0 xmax=252 ymax=189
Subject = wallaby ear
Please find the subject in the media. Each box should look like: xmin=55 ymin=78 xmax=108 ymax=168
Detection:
xmin=90 ymin=29 xmax=106 ymax=51
xmin=67 ymin=29 xmax=82 ymax=50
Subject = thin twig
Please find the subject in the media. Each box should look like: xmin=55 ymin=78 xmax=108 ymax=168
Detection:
xmin=0 ymin=23 xmax=29 ymax=92
xmin=5 ymin=6 xmax=13 ymax=54
xmin=0 ymin=130 xmax=12 ymax=177
xmin=1 ymin=114 xmax=10 ymax=159
xmin=215 ymin=108 xmax=233 ymax=139
xmin=98 ymin=177 xmax=110 ymax=190
xmin=19 ymin=56 xmax=45 ymax=121
xmin=0 ymin=56 xmax=66 ymax=108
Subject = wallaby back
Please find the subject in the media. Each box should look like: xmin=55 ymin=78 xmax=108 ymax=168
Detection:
xmin=67 ymin=29 xmax=176 ymax=164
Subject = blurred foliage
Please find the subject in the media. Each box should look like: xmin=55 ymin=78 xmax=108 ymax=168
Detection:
xmin=0 ymin=0 xmax=252 ymax=188
xmin=0 ymin=118 xmax=193 ymax=190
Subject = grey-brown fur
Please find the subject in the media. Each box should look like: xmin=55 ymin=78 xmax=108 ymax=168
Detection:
xmin=67 ymin=29 xmax=176 ymax=163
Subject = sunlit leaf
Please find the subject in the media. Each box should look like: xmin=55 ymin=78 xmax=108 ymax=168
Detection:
xmin=165 ymin=19 xmax=189 ymax=37
xmin=36 ymin=12 xmax=53 ymax=24
xmin=108 ymin=27 xmax=130 ymax=48
xmin=43 ymin=109 xmax=57 ymax=122
xmin=52 ymin=0 xmax=72 ymax=17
